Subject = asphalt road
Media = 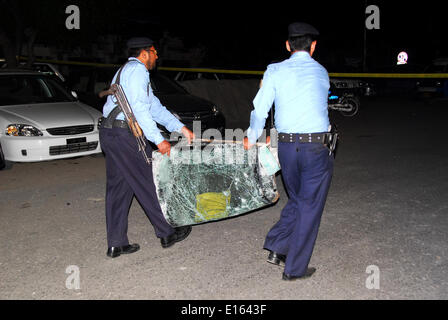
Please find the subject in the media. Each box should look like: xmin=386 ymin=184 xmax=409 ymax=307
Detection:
xmin=0 ymin=96 xmax=447 ymax=300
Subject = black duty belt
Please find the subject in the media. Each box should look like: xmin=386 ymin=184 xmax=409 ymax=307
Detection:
xmin=99 ymin=117 xmax=130 ymax=131
xmin=278 ymin=132 xmax=331 ymax=144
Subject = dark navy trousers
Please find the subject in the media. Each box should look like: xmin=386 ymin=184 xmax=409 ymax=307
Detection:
xmin=99 ymin=127 xmax=175 ymax=248
xmin=264 ymin=141 xmax=334 ymax=276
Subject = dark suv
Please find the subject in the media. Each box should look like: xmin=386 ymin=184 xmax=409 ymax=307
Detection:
xmin=67 ymin=66 xmax=226 ymax=141
xmin=150 ymin=70 xmax=225 ymax=139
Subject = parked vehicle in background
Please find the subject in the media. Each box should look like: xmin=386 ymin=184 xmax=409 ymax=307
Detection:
xmin=172 ymin=70 xmax=260 ymax=81
xmin=330 ymin=78 xmax=375 ymax=97
xmin=174 ymin=71 xmax=221 ymax=81
xmin=370 ymin=63 xmax=425 ymax=96
xmin=68 ymin=66 xmax=226 ymax=142
xmin=0 ymin=60 xmax=66 ymax=82
xmin=24 ymin=62 xmax=66 ymax=82
xmin=328 ymin=82 xmax=360 ymax=117
xmin=0 ymin=69 xmax=102 ymax=170
xmin=150 ymin=70 xmax=226 ymax=140
xmin=415 ymin=58 xmax=448 ymax=98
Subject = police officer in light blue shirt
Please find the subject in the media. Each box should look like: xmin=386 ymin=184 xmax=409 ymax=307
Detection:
xmin=244 ymin=23 xmax=335 ymax=280
xmin=100 ymin=37 xmax=194 ymax=258
xmin=102 ymin=38 xmax=192 ymax=151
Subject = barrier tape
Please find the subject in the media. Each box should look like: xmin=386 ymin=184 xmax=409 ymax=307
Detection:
xmin=14 ymin=56 xmax=448 ymax=79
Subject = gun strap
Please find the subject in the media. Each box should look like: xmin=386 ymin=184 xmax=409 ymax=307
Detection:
xmin=102 ymin=106 xmax=122 ymax=129
xmin=114 ymin=60 xmax=129 ymax=86
xmin=102 ymin=61 xmax=130 ymax=129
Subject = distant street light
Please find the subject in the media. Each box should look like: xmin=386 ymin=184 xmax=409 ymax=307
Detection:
xmin=397 ymin=51 xmax=408 ymax=65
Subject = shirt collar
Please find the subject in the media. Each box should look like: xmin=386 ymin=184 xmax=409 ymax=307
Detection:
xmin=128 ymin=57 xmax=145 ymax=65
xmin=127 ymin=57 xmax=149 ymax=72
xmin=290 ymin=51 xmax=311 ymax=60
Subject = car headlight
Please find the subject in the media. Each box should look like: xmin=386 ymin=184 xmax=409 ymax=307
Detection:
xmin=97 ymin=117 xmax=103 ymax=130
xmin=212 ymin=106 xmax=219 ymax=116
xmin=6 ymin=124 xmax=43 ymax=137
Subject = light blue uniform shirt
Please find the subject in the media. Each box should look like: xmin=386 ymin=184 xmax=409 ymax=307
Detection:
xmin=247 ymin=51 xmax=330 ymax=144
xmin=103 ymin=57 xmax=184 ymax=145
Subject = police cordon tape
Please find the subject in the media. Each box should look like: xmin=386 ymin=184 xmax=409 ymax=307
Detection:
xmin=17 ymin=57 xmax=448 ymax=78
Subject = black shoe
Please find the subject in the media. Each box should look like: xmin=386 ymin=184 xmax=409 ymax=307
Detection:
xmin=267 ymin=251 xmax=286 ymax=266
xmin=282 ymin=267 xmax=316 ymax=281
xmin=161 ymin=226 xmax=192 ymax=248
xmin=107 ymin=243 xmax=140 ymax=258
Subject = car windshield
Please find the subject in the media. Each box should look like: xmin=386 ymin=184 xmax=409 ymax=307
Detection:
xmin=150 ymin=73 xmax=187 ymax=95
xmin=0 ymin=74 xmax=75 ymax=106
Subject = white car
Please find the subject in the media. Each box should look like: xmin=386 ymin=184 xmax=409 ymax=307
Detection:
xmin=0 ymin=69 xmax=102 ymax=170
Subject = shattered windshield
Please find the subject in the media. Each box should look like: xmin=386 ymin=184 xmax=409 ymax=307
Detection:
xmin=152 ymin=142 xmax=279 ymax=227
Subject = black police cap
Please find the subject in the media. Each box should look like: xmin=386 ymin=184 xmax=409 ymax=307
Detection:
xmin=126 ymin=37 xmax=154 ymax=49
xmin=288 ymin=22 xmax=319 ymax=37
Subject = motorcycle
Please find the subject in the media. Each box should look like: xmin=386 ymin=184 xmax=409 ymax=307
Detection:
xmin=328 ymin=87 xmax=360 ymax=117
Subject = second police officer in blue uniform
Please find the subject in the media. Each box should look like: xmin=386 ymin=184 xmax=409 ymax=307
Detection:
xmin=100 ymin=37 xmax=195 ymax=258
xmin=244 ymin=22 xmax=335 ymax=280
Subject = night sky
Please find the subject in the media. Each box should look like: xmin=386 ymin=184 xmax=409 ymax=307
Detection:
xmin=2 ymin=0 xmax=447 ymax=71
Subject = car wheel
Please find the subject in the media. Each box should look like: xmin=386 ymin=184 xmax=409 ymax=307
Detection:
xmin=0 ymin=143 xmax=13 ymax=170
xmin=340 ymin=97 xmax=359 ymax=117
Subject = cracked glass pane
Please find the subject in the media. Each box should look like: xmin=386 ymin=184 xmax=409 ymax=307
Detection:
xmin=152 ymin=142 xmax=280 ymax=227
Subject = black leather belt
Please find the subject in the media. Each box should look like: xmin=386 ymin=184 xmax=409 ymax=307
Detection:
xmin=278 ymin=132 xmax=331 ymax=144
xmin=99 ymin=117 xmax=129 ymax=131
